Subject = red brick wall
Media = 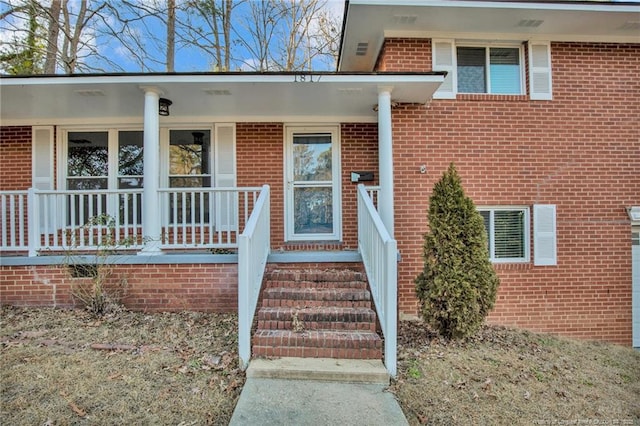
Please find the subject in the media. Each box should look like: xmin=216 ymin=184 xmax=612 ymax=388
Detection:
xmin=236 ymin=123 xmax=286 ymax=247
xmin=376 ymin=38 xmax=431 ymax=72
xmin=236 ymin=122 xmax=378 ymax=249
xmin=0 ymin=263 xmax=238 ymax=312
xmin=0 ymin=126 xmax=32 ymax=191
xmin=340 ymin=123 xmax=379 ymax=248
xmin=381 ymin=39 xmax=640 ymax=344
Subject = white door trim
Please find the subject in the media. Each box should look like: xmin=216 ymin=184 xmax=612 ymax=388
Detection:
xmin=284 ymin=125 xmax=342 ymax=242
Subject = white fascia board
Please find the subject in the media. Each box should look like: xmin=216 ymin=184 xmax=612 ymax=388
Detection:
xmin=1 ymin=115 xmax=381 ymax=127
xmin=0 ymin=73 xmax=444 ymax=88
xmin=384 ymin=30 xmax=640 ymax=44
xmin=349 ymin=0 xmax=640 ymax=13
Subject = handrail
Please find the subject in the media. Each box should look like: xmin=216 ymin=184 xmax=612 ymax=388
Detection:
xmin=357 ymin=184 xmax=397 ymax=377
xmin=238 ymin=184 xmax=270 ymax=370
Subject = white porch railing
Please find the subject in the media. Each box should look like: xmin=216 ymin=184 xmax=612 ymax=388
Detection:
xmin=238 ymin=184 xmax=270 ymax=370
xmin=357 ymin=184 xmax=398 ymax=377
xmin=158 ymin=187 xmax=263 ymax=249
xmin=9 ymin=188 xmax=145 ymax=255
xmin=366 ymin=185 xmax=380 ymax=209
xmin=0 ymin=187 xmax=266 ymax=255
xmin=1 ymin=191 xmax=29 ymax=251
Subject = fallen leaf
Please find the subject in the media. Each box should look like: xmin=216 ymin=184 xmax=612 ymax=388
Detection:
xmin=482 ymin=378 xmax=492 ymax=391
xmin=524 ymin=391 xmax=531 ymax=400
xmin=69 ymin=401 xmax=87 ymax=417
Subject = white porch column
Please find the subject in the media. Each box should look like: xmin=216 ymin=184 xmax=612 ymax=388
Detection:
xmin=378 ymin=88 xmax=394 ymax=237
xmin=140 ymin=87 xmax=163 ymax=254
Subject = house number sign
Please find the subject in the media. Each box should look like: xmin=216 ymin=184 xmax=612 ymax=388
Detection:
xmin=293 ymin=74 xmax=321 ymax=83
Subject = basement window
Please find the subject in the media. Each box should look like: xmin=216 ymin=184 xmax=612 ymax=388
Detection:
xmin=478 ymin=207 xmax=530 ymax=263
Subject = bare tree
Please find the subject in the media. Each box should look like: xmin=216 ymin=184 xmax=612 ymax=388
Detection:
xmin=235 ymin=0 xmax=339 ymax=71
xmin=167 ymin=0 xmax=175 ymax=72
xmin=43 ymin=0 xmax=61 ymax=73
xmin=182 ymin=0 xmax=239 ymax=71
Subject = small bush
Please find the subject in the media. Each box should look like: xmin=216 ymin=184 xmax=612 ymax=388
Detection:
xmin=64 ymin=214 xmax=133 ymax=317
xmin=415 ymin=163 xmax=499 ymax=339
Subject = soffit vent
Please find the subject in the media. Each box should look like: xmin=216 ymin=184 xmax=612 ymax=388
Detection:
xmin=392 ymin=15 xmax=417 ymax=25
xmin=337 ymin=88 xmax=363 ymax=95
xmin=619 ymin=21 xmax=640 ymax=31
xmin=74 ymin=89 xmax=105 ymax=96
xmin=204 ymin=89 xmax=232 ymax=96
xmin=355 ymin=42 xmax=369 ymax=56
xmin=517 ymin=19 xmax=544 ymax=28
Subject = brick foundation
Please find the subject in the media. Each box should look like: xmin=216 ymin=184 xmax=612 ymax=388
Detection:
xmin=0 ymin=263 xmax=238 ymax=313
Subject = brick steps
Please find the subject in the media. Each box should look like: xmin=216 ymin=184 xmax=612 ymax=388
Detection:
xmin=261 ymin=287 xmax=371 ymax=308
xmin=252 ymin=268 xmax=382 ymax=360
xmin=252 ymin=330 xmax=382 ymax=359
xmin=257 ymin=306 xmax=377 ymax=332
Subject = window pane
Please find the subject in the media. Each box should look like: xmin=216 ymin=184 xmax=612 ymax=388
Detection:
xmin=169 ymin=130 xmax=211 ymax=177
xmin=119 ymin=131 xmax=144 ymax=178
xmin=294 ymin=187 xmax=333 ymax=234
xmin=67 ymin=131 xmax=108 ymax=177
xmin=479 ymin=210 xmax=491 ymax=252
xmin=293 ymin=134 xmax=332 ymax=181
xmin=490 ymin=48 xmax=521 ymax=94
xmin=457 ymin=47 xmax=486 ymax=93
xmin=494 ymin=210 xmax=525 ymax=258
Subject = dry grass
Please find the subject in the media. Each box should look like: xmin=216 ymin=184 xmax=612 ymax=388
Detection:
xmin=3 ymin=308 xmax=639 ymax=425
xmin=1 ymin=306 xmax=243 ymax=425
xmin=391 ymin=320 xmax=640 ymax=425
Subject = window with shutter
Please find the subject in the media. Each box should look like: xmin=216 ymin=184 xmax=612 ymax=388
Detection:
xmin=479 ymin=207 xmax=530 ymax=263
xmin=457 ymin=46 xmax=523 ymax=95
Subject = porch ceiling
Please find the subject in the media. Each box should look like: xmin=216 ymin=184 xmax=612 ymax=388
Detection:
xmin=0 ymin=73 xmax=444 ymax=125
xmin=339 ymin=0 xmax=640 ymax=72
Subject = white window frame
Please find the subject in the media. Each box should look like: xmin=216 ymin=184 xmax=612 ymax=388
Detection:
xmin=58 ymin=126 xmax=144 ymax=192
xmin=456 ymin=43 xmax=525 ymax=95
xmin=160 ymin=124 xmax=215 ymax=189
xmin=284 ymin=125 xmax=342 ymax=242
xmin=57 ymin=126 xmax=144 ymax=229
xmin=478 ymin=206 xmax=530 ymax=263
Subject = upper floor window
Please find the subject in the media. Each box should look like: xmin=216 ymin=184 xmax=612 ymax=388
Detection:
xmin=457 ymin=46 xmax=523 ymax=94
xmin=433 ymin=39 xmax=552 ymax=100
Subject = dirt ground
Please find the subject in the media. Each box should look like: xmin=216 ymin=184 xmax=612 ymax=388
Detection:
xmin=2 ymin=307 xmax=639 ymax=425
xmin=1 ymin=306 xmax=243 ymax=425
xmin=390 ymin=320 xmax=640 ymax=425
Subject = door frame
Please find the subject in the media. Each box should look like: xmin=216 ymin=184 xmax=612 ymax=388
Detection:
xmin=284 ymin=125 xmax=342 ymax=242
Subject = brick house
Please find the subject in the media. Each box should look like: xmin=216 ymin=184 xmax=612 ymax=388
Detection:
xmin=1 ymin=1 xmax=639 ymax=375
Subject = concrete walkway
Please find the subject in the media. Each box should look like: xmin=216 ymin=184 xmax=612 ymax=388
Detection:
xmin=229 ymin=358 xmax=408 ymax=426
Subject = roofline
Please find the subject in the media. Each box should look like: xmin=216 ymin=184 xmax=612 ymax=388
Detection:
xmin=337 ymin=0 xmax=351 ymax=72
xmin=337 ymin=0 xmax=640 ymax=70
xmin=0 ymin=71 xmax=447 ymax=91
xmin=347 ymin=0 xmax=640 ymax=12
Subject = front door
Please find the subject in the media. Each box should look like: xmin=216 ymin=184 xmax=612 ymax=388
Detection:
xmin=285 ymin=126 xmax=341 ymax=241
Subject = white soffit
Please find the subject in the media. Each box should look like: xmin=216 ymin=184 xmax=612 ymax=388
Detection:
xmin=0 ymin=73 xmax=445 ymax=125
xmin=340 ymin=1 xmax=640 ymax=71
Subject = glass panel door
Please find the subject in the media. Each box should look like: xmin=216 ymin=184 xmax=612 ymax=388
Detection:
xmin=286 ymin=128 xmax=341 ymax=241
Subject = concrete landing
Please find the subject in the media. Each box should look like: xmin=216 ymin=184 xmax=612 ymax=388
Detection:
xmin=229 ymin=377 xmax=408 ymax=426
xmin=247 ymin=357 xmax=390 ymax=384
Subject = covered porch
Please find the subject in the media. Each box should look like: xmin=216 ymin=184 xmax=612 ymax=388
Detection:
xmin=0 ymin=72 xmax=444 ymax=376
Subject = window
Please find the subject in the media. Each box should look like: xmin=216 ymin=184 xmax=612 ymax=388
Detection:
xmin=167 ymin=129 xmax=212 ymax=223
xmin=479 ymin=207 xmax=529 ymax=263
xmin=457 ymin=46 xmax=523 ymax=94
xmin=433 ymin=40 xmax=552 ymax=100
xmin=65 ymin=129 xmax=144 ymax=226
